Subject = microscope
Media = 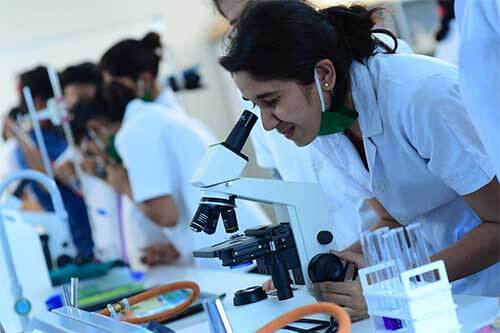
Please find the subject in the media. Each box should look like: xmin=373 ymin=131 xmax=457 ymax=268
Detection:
xmin=190 ymin=111 xmax=346 ymax=331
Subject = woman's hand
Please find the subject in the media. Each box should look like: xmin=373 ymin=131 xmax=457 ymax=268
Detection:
xmin=315 ymin=250 xmax=368 ymax=322
xmin=140 ymin=243 xmax=180 ymax=266
xmin=262 ymin=279 xmax=275 ymax=292
xmin=54 ymin=161 xmax=76 ymax=185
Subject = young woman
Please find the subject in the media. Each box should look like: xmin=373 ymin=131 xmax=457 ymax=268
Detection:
xmin=219 ymin=0 xmax=499 ymax=320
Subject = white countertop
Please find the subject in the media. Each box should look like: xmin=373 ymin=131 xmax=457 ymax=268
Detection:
xmin=143 ymin=266 xmax=499 ymax=333
xmin=143 ymin=265 xmax=268 ymax=295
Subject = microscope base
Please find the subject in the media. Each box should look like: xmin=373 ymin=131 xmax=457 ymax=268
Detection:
xmin=223 ymin=286 xmax=328 ymax=332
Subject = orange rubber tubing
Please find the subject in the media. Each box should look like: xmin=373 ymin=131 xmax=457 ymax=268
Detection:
xmin=256 ymin=302 xmax=351 ymax=333
xmin=99 ymin=281 xmax=200 ymax=325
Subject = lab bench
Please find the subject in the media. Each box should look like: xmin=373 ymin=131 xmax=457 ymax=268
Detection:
xmin=140 ymin=266 xmax=498 ymax=333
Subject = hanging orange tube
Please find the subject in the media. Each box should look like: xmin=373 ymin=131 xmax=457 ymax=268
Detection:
xmin=256 ymin=302 xmax=351 ymax=333
xmin=99 ymin=281 xmax=200 ymax=325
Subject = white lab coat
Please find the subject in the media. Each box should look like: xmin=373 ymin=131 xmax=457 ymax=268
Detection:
xmin=115 ymin=99 xmax=270 ymax=268
xmin=455 ymin=0 xmax=500 ymax=179
xmin=100 ymin=90 xmax=185 ymax=270
xmin=120 ymin=195 xmax=171 ymax=270
xmin=155 ymin=86 xmax=186 ymax=115
xmin=0 ymin=139 xmax=21 ymax=181
xmin=79 ymin=174 xmax=122 ymax=261
xmin=311 ymin=52 xmax=499 ymax=296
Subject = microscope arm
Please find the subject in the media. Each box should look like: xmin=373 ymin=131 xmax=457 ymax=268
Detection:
xmin=203 ymin=177 xmax=323 ymax=206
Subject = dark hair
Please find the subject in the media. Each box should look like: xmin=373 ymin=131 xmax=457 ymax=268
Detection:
xmin=219 ymin=0 xmax=396 ymax=111
xmin=8 ymin=105 xmax=22 ymax=119
xmin=100 ymin=32 xmax=163 ymax=81
xmin=71 ymin=82 xmax=135 ymax=143
xmin=2 ymin=105 xmax=22 ymax=140
xmin=61 ymin=62 xmax=102 ymax=89
xmin=435 ymin=0 xmax=455 ymax=41
xmin=19 ymin=65 xmax=54 ymax=101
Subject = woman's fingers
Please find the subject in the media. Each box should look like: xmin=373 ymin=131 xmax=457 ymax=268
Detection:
xmin=316 ymin=281 xmax=355 ymax=295
xmin=315 ymin=279 xmax=368 ymax=321
xmin=331 ymin=250 xmax=366 ymax=269
xmin=262 ymin=279 xmax=275 ymax=291
xmin=320 ymin=292 xmax=353 ymax=308
xmin=342 ymin=306 xmax=370 ymax=322
xmin=141 ymin=243 xmax=180 ymax=266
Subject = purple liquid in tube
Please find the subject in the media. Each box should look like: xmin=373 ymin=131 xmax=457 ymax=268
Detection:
xmin=383 ymin=317 xmax=403 ymax=330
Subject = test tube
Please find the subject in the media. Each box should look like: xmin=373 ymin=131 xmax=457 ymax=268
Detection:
xmin=70 ymin=278 xmax=79 ymax=308
xmin=406 ymin=223 xmax=434 ymax=283
xmin=365 ymin=226 xmax=414 ymax=330
xmin=384 ymin=223 xmax=428 ymax=288
xmin=361 ymin=228 xmax=394 ymax=329
xmin=361 ymin=227 xmax=389 ymax=266
xmin=62 ymin=285 xmax=71 ymax=307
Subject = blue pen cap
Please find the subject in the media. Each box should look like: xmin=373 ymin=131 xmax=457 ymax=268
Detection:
xmin=45 ymin=294 xmax=63 ymax=311
xmin=130 ymin=271 xmax=145 ymax=281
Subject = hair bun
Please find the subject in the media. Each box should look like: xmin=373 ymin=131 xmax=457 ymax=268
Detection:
xmin=141 ymin=32 xmax=162 ymax=51
xmin=320 ymin=5 xmax=386 ymax=61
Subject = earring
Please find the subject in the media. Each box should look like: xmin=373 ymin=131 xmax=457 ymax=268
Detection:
xmin=323 ymin=82 xmax=329 ymax=88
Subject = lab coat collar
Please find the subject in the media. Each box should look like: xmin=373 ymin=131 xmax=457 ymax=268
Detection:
xmin=350 ymin=60 xmax=383 ymax=138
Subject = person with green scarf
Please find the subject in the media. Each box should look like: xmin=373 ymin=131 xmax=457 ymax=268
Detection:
xmin=219 ymin=0 xmax=499 ymax=321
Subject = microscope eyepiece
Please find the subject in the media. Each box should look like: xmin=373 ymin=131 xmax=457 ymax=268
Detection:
xmin=224 ymin=110 xmax=258 ymax=154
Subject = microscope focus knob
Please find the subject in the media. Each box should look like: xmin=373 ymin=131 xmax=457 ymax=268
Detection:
xmin=316 ymin=230 xmax=333 ymax=245
xmin=308 ymin=253 xmax=345 ymax=283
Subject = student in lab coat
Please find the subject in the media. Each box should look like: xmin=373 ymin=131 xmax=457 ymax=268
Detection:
xmin=65 ymin=62 xmax=149 ymax=265
xmin=76 ymin=82 xmax=269 ymax=268
xmin=97 ymin=32 xmax=270 ymax=267
xmin=219 ymin=0 xmax=499 ymax=320
xmin=455 ymin=0 xmax=500 ymax=180
xmin=72 ymin=100 xmax=171 ymax=269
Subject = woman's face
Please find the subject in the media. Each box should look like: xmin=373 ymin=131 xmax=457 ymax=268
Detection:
xmin=233 ymin=71 xmax=324 ymax=146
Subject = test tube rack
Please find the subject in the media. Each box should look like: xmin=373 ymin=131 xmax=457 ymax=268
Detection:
xmin=359 ymin=259 xmax=460 ymax=333
xmin=359 ymin=223 xmax=461 ymax=333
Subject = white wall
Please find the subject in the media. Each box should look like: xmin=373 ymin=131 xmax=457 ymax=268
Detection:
xmin=0 ymin=0 xmax=239 ymax=141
